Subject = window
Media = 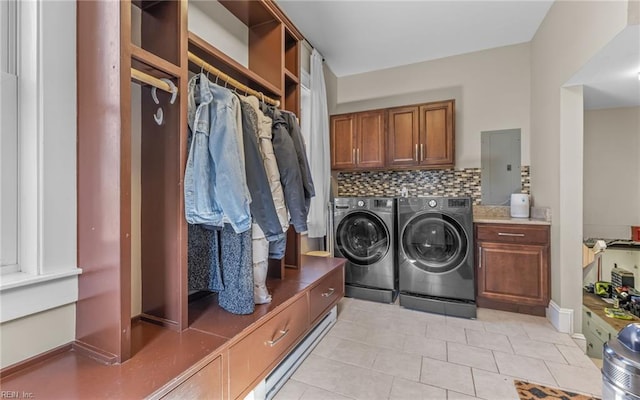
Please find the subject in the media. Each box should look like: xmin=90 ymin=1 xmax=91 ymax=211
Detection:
xmin=0 ymin=0 xmax=80 ymax=324
xmin=1 ymin=0 xmax=18 ymax=273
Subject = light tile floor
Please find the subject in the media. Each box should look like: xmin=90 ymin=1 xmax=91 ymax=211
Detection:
xmin=274 ymin=297 xmax=602 ymax=400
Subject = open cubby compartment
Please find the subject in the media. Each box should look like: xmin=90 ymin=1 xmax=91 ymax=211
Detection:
xmin=217 ymin=0 xmax=284 ymax=92
xmin=284 ymin=74 xmax=300 ymax=115
xmin=188 ymin=32 xmax=281 ymax=101
xmin=130 ymin=0 xmax=182 ymax=67
xmin=284 ymin=27 xmax=299 ymax=79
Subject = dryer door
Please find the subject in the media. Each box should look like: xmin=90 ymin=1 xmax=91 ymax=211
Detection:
xmin=336 ymin=211 xmax=390 ymax=266
xmin=401 ymin=213 xmax=468 ymax=273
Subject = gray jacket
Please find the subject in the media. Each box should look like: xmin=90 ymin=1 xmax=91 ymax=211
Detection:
xmin=261 ymin=104 xmax=308 ymax=233
xmin=282 ymin=111 xmax=315 ymax=214
xmin=238 ymin=98 xmax=285 ymax=242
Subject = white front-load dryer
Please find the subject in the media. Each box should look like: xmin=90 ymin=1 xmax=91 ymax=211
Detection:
xmin=333 ymin=197 xmax=397 ymax=303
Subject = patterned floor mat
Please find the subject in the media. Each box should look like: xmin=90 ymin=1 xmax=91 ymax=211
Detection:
xmin=514 ymin=380 xmax=600 ymax=400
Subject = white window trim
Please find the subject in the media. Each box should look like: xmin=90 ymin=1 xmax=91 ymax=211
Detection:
xmin=1 ymin=0 xmax=19 ymax=273
xmin=0 ymin=0 xmax=81 ymax=324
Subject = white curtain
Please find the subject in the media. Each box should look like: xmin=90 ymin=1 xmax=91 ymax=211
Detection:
xmin=306 ymin=49 xmax=330 ymax=238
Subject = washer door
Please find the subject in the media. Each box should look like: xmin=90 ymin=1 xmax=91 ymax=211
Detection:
xmin=336 ymin=211 xmax=390 ymax=266
xmin=401 ymin=213 xmax=468 ymax=273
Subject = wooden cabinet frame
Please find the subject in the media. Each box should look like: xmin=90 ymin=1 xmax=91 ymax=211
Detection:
xmin=77 ymin=0 xmax=306 ymax=365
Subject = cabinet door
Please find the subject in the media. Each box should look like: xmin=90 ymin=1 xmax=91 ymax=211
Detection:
xmin=419 ymin=101 xmax=454 ymax=168
xmin=330 ymin=114 xmax=356 ymax=170
xmin=476 ymin=241 xmax=549 ymax=307
xmin=387 ymin=106 xmax=419 ymax=167
xmin=355 ymin=111 xmax=385 ymax=169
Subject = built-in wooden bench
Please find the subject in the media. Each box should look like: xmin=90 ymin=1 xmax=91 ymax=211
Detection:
xmin=0 ymin=256 xmax=345 ymax=400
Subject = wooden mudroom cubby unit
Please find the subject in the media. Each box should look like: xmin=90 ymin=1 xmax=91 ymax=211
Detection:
xmin=75 ymin=0 xmax=311 ymax=368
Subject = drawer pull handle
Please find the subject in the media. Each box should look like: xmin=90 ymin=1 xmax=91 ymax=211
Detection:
xmin=266 ymin=329 xmax=289 ymax=347
xmin=588 ymin=343 xmax=593 ymax=349
xmin=478 ymin=246 xmax=482 ymax=269
xmin=586 ymin=311 xmax=592 ymax=317
xmin=415 ymin=144 xmax=418 ymax=161
xmin=596 ymin=328 xmax=602 ymax=336
xmin=321 ymin=288 xmax=335 ymax=297
xmin=498 ymin=232 xmax=525 ymax=237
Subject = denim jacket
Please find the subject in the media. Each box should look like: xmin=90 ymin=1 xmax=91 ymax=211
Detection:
xmin=184 ymin=74 xmax=251 ymax=233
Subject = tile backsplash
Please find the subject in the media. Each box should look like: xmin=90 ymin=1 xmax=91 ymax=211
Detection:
xmin=336 ymin=166 xmax=531 ymax=205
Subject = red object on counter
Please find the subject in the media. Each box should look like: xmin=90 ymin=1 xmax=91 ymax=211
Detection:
xmin=632 ymin=226 xmax=640 ymax=241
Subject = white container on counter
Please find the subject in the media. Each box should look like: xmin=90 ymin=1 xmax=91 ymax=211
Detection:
xmin=510 ymin=193 xmax=530 ymax=218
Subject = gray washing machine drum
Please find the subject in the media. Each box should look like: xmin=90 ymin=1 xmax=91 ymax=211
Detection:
xmin=402 ymin=213 xmax=468 ymax=273
xmin=336 ymin=211 xmax=390 ymax=265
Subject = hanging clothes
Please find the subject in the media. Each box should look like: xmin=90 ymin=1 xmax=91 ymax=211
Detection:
xmin=261 ymin=103 xmax=308 ymax=235
xmin=282 ymin=110 xmax=315 ymax=214
xmin=185 ymin=74 xmax=255 ymax=315
xmin=238 ymin=96 xmax=285 ymax=304
xmin=237 ymin=97 xmax=284 ymax=242
xmin=218 ymin=224 xmax=254 ymax=315
xmin=185 ymin=73 xmax=251 ymax=234
xmin=241 ymin=96 xmax=289 ymax=235
xmin=187 ymin=223 xmax=223 ymax=292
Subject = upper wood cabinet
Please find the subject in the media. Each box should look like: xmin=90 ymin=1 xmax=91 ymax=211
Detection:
xmin=330 ymin=111 xmax=385 ymax=170
xmin=330 ymin=100 xmax=455 ymax=171
xmin=387 ymin=100 xmax=455 ymax=169
xmin=387 ymin=106 xmax=419 ymax=167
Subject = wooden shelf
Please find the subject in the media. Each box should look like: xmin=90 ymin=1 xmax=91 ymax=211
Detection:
xmin=131 ymin=0 xmax=164 ymax=11
xmin=131 ymin=44 xmax=181 ymax=79
xmin=188 ymin=32 xmax=282 ymax=99
xmin=284 ymin=68 xmax=299 ymax=84
xmin=218 ymin=0 xmax=277 ymax=27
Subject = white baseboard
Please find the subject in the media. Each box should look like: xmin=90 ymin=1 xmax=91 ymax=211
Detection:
xmin=571 ymin=333 xmax=587 ymax=352
xmin=546 ymin=300 xmax=574 ymax=334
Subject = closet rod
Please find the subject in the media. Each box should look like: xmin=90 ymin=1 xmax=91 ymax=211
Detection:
xmin=130 ymin=67 xmax=176 ymax=94
xmin=188 ymin=52 xmax=281 ymax=107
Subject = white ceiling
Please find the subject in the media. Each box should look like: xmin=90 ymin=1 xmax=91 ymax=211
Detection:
xmin=278 ymin=0 xmax=640 ymax=110
xmin=278 ymin=0 xmax=554 ymax=77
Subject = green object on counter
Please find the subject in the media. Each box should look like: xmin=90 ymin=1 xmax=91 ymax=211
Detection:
xmin=604 ymin=307 xmax=634 ymax=320
xmin=596 ymin=281 xmax=611 ymax=297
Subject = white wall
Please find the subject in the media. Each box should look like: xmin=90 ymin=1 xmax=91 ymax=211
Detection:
xmin=335 ymin=43 xmax=531 ymax=169
xmin=188 ymin=1 xmax=249 ymax=68
xmin=0 ymin=304 xmax=75 ymax=367
xmin=530 ymin=0 xmax=629 ymax=333
xmin=584 ymin=107 xmax=640 ymax=239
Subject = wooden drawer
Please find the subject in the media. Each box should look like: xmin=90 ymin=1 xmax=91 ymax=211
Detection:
xmin=584 ymin=326 xmax=606 ymax=359
xmin=309 ymin=265 xmax=345 ymax=325
xmin=583 ymin=307 xmax=615 ymax=343
xmin=476 ymin=224 xmax=549 ymax=245
xmin=162 ymin=356 xmax=222 ymax=400
xmin=228 ymin=295 xmax=308 ymax=399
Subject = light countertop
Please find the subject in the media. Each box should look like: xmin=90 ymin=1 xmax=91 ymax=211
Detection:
xmin=473 ymin=205 xmax=551 ymax=226
xmin=473 ymin=216 xmax=551 ymax=225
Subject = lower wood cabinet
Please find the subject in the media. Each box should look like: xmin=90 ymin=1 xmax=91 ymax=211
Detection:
xmin=162 ymin=356 xmax=223 ymax=400
xmin=228 ymin=295 xmax=309 ymax=399
xmin=309 ymin=266 xmax=345 ymax=325
xmin=475 ymin=223 xmax=550 ymax=316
